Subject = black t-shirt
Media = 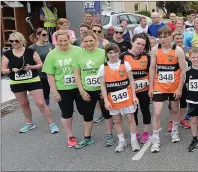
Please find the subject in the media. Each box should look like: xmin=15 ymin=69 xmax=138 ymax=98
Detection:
xmin=113 ymin=40 xmax=132 ymax=53
xmin=4 ymin=48 xmax=39 ymax=81
xmin=186 ymin=68 xmax=198 ymax=104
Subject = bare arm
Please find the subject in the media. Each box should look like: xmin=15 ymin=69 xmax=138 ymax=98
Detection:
xmin=1 ymin=55 xmax=11 ymax=75
xmin=102 ymin=39 xmax=109 ymax=49
xmin=149 ymin=46 xmax=157 ymax=91
xmin=73 ymin=68 xmax=84 ymax=94
xmin=129 ymin=30 xmax=133 ymax=42
xmin=47 ymin=74 xmax=58 ymax=95
xmin=40 ymin=15 xmax=47 ymax=22
xmin=100 ymin=76 xmax=108 ymax=103
xmin=31 ymin=51 xmax=43 ymax=70
xmin=127 ymin=71 xmax=136 ymax=97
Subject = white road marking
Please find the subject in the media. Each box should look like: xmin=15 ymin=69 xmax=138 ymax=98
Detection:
xmin=132 ymin=139 xmax=152 ymax=161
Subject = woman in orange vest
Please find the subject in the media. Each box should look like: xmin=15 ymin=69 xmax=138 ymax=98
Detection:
xmin=120 ymin=33 xmax=151 ymax=144
xmin=99 ymin=43 xmax=140 ymax=153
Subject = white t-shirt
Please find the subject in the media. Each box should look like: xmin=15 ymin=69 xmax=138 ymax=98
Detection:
xmin=185 ymin=21 xmax=194 ymax=32
xmin=98 ymin=60 xmax=131 ymax=77
xmin=133 ymin=25 xmax=148 ymax=34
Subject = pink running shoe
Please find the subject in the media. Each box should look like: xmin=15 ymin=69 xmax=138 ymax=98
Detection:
xmin=141 ymin=132 xmax=150 ymax=144
xmin=136 ymin=132 xmax=141 ymax=140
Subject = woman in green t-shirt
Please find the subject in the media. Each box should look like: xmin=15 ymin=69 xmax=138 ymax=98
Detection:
xmin=72 ymin=30 xmax=115 ymax=149
xmin=42 ymin=30 xmax=83 ymax=148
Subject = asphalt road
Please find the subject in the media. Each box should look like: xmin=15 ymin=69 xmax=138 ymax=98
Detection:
xmin=2 ymin=97 xmax=198 ymax=171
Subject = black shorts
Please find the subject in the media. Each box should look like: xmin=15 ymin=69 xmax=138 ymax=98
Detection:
xmin=188 ymin=103 xmax=198 ymax=117
xmin=57 ymin=89 xmax=83 ymax=119
xmin=78 ymin=90 xmax=112 ymax=122
xmin=10 ymin=81 xmax=42 ymax=93
xmin=152 ymin=92 xmax=178 ymax=102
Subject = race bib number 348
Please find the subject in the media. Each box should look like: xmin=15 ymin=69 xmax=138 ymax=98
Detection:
xmin=85 ymin=75 xmax=100 ymax=87
xmin=189 ymin=79 xmax=198 ymax=91
xmin=158 ymin=71 xmax=174 ymax=83
xmin=110 ymin=88 xmax=129 ymax=103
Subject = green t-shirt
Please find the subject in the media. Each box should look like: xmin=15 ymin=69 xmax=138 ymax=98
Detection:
xmin=72 ymin=48 xmax=106 ymax=91
xmin=42 ymin=45 xmax=81 ymax=90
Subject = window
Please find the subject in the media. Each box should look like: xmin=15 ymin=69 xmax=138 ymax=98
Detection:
xmin=134 ymin=3 xmax=140 ymax=12
xmin=127 ymin=15 xmax=138 ymax=24
xmin=118 ymin=15 xmax=129 ymax=24
xmin=101 ymin=15 xmax=110 ymax=26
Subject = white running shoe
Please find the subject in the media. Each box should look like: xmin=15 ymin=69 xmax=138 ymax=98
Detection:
xmin=171 ymin=130 xmax=180 ymax=143
xmin=151 ymin=138 xmax=160 ymax=153
xmin=115 ymin=140 xmax=127 ymax=153
xmin=131 ymin=140 xmax=140 ymax=152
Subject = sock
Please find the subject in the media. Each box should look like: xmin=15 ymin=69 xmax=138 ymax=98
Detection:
xmin=130 ymin=133 xmax=136 ymax=142
xmin=117 ymin=133 xmax=125 ymax=142
xmin=49 ymin=123 xmax=54 ymax=127
xmin=172 ymin=121 xmax=179 ymax=132
xmin=152 ymin=129 xmax=160 ymax=140
xmin=84 ymin=136 xmax=91 ymax=139
xmin=193 ymin=136 xmax=198 ymax=141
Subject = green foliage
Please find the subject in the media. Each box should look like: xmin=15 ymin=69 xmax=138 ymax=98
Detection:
xmin=136 ymin=10 xmax=151 ymax=17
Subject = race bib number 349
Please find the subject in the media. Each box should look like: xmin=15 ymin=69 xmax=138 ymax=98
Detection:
xmin=158 ymin=71 xmax=174 ymax=83
xmin=110 ymin=88 xmax=129 ymax=103
xmin=85 ymin=75 xmax=100 ymax=87
xmin=189 ymin=79 xmax=198 ymax=91
xmin=64 ymin=74 xmax=76 ymax=85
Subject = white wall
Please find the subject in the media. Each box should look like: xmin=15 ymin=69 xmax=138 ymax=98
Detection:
xmin=110 ymin=1 xmax=123 ymax=12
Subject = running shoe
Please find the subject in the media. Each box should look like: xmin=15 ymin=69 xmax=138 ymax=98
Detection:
xmin=131 ymin=140 xmax=140 ymax=152
xmin=168 ymin=121 xmax=173 ymax=132
xmin=136 ymin=132 xmax=141 ymax=140
xmin=93 ymin=114 xmax=104 ymax=123
xmin=67 ymin=136 xmax=77 ymax=148
xmin=185 ymin=114 xmax=191 ymax=120
xmin=151 ymin=138 xmax=160 ymax=153
xmin=171 ymin=130 xmax=180 ymax=143
xmin=49 ymin=123 xmax=60 ymax=134
xmin=19 ymin=123 xmax=36 ymax=133
xmin=188 ymin=139 xmax=198 ymax=152
xmin=75 ymin=137 xmax=94 ymax=149
xmin=105 ymin=134 xmax=116 ymax=147
xmin=141 ymin=132 xmax=150 ymax=144
xmin=179 ymin=120 xmax=191 ymax=129
xmin=115 ymin=140 xmax=128 ymax=153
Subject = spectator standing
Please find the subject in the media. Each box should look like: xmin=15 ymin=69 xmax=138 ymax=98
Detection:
xmin=185 ymin=9 xmax=196 ymax=33
xmin=166 ymin=13 xmax=177 ymax=32
xmin=134 ymin=16 xmax=149 ymax=34
xmin=120 ymin=20 xmax=133 ymax=42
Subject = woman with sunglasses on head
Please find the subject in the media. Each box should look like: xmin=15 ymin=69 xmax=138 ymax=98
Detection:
xmin=72 ymin=30 xmax=115 ymax=149
xmin=29 ymin=28 xmax=54 ymax=108
xmin=113 ymin=26 xmax=132 ymax=54
xmin=120 ymin=33 xmax=152 ymax=143
xmin=1 ymin=32 xmax=59 ymax=134
xmin=42 ymin=30 xmax=83 ymax=148
xmin=52 ymin=18 xmax=76 ymax=46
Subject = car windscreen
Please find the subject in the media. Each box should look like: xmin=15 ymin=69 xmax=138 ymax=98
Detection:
xmin=101 ymin=15 xmax=110 ymax=26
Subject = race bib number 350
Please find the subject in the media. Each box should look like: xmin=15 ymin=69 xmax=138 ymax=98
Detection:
xmin=135 ymin=79 xmax=149 ymax=91
xmin=189 ymin=79 xmax=198 ymax=91
xmin=110 ymin=88 xmax=129 ymax=103
xmin=158 ymin=71 xmax=174 ymax=83
xmin=85 ymin=75 xmax=100 ymax=87
xmin=64 ymin=74 xmax=76 ymax=85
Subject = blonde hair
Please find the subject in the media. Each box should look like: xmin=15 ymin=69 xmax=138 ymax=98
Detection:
xmin=9 ymin=32 xmax=27 ymax=46
xmin=57 ymin=18 xmax=69 ymax=30
xmin=81 ymin=30 xmax=97 ymax=41
xmin=175 ymin=17 xmax=185 ymax=25
xmin=55 ymin=30 xmax=70 ymax=40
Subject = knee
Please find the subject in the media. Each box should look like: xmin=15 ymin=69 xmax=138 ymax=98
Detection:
xmin=36 ymin=101 xmax=46 ymax=108
xmin=20 ymin=101 xmax=30 ymax=109
xmin=113 ymin=118 xmax=122 ymax=125
xmin=171 ymin=106 xmax=179 ymax=114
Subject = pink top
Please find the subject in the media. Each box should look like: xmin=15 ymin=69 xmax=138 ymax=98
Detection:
xmin=52 ymin=30 xmax=76 ymax=46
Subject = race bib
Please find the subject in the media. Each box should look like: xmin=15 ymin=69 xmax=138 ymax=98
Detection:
xmin=135 ymin=79 xmax=149 ymax=91
xmin=158 ymin=71 xmax=174 ymax=83
xmin=85 ymin=75 xmax=100 ymax=87
xmin=110 ymin=88 xmax=129 ymax=103
xmin=64 ymin=74 xmax=76 ymax=85
xmin=15 ymin=70 xmax=33 ymax=80
xmin=189 ymin=79 xmax=198 ymax=91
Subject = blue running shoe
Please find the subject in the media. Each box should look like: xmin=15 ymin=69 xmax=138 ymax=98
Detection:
xmin=49 ymin=123 xmax=60 ymax=134
xmin=19 ymin=123 xmax=36 ymax=133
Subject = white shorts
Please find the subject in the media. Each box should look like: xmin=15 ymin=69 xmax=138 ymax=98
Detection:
xmin=109 ymin=104 xmax=137 ymax=116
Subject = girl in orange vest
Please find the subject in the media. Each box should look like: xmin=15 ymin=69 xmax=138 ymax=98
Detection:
xmin=99 ymin=43 xmax=140 ymax=153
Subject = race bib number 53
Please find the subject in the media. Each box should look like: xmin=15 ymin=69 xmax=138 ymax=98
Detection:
xmin=110 ymin=88 xmax=129 ymax=103
xmin=158 ymin=71 xmax=174 ymax=83
xmin=85 ymin=75 xmax=100 ymax=87
xmin=189 ymin=79 xmax=198 ymax=91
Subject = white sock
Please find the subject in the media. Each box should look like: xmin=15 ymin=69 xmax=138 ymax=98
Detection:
xmin=117 ymin=133 xmax=125 ymax=142
xmin=172 ymin=121 xmax=179 ymax=132
xmin=130 ymin=133 xmax=136 ymax=142
xmin=152 ymin=129 xmax=160 ymax=140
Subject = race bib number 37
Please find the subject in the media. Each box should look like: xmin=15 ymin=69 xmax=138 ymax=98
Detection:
xmin=85 ymin=75 xmax=100 ymax=87
xmin=135 ymin=79 xmax=149 ymax=91
xmin=64 ymin=74 xmax=76 ymax=85
xmin=110 ymin=88 xmax=129 ymax=103
xmin=158 ymin=71 xmax=174 ymax=83
xmin=189 ymin=79 xmax=198 ymax=91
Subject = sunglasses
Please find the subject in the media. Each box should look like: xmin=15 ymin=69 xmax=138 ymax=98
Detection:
xmin=92 ymin=30 xmax=102 ymax=33
xmin=115 ymin=31 xmax=123 ymax=34
xmin=9 ymin=40 xmax=20 ymax=43
xmin=41 ymin=33 xmax=48 ymax=37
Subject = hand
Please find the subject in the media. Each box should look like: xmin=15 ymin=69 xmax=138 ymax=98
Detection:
xmin=174 ymin=88 xmax=182 ymax=100
xmin=81 ymin=91 xmax=91 ymax=101
xmin=105 ymin=100 xmax=112 ymax=111
xmin=24 ymin=64 xmax=32 ymax=71
xmin=12 ymin=68 xmax=19 ymax=73
xmin=54 ymin=93 xmax=62 ymax=102
xmin=133 ymin=96 xmax=139 ymax=104
xmin=148 ymin=88 xmax=154 ymax=99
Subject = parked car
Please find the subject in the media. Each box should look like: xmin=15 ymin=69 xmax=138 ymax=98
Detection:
xmin=101 ymin=11 xmax=152 ymax=41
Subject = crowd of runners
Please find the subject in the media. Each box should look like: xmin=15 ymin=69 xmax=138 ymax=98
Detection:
xmin=1 ymin=9 xmax=198 ymax=153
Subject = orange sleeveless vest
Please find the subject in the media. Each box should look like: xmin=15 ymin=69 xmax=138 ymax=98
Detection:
xmin=104 ymin=60 xmax=134 ymax=109
xmin=154 ymin=44 xmax=181 ymax=93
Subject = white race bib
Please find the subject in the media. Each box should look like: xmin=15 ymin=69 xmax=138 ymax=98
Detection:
xmin=15 ymin=70 xmax=33 ymax=80
xmin=85 ymin=75 xmax=100 ymax=87
xmin=189 ymin=79 xmax=198 ymax=91
xmin=110 ymin=88 xmax=129 ymax=103
xmin=158 ymin=71 xmax=174 ymax=83
xmin=64 ymin=74 xmax=76 ymax=85
xmin=135 ymin=79 xmax=149 ymax=91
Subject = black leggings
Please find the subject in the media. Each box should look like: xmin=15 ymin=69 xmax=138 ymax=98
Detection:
xmin=40 ymin=77 xmax=50 ymax=105
xmin=134 ymin=90 xmax=151 ymax=125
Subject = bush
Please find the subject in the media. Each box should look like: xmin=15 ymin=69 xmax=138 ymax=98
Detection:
xmin=136 ymin=10 xmax=151 ymax=17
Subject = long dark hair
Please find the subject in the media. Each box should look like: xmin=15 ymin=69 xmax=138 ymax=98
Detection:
xmin=132 ymin=33 xmax=151 ymax=54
